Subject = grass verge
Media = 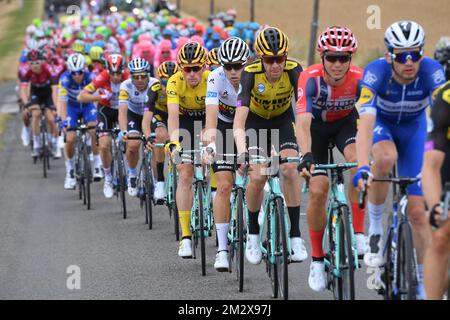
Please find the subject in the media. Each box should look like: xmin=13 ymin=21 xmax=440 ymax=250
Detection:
xmin=0 ymin=0 xmax=44 ymax=82
xmin=0 ymin=113 xmax=12 ymax=150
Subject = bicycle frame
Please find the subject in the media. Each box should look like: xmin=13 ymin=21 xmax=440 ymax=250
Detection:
xmin=318 ymin=163 xmax=359 ymax=278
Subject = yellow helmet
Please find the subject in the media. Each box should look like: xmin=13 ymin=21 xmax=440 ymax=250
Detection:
xmin=177 ymin=41 xmax=207 ymax=66
xmin=206 ymin=47 xmax=219 ymax=66
xmin=84 ymin=55 xmax=92 ymax=67
xmin=89 ymin=46 xmax=104 ymax=61
xmin=72 ymin=40 xmax=85 ymax=54
xmin=254 ymin=27 xmax=289 ymax=56
xmin=157 ymin=61 xmax=180 ymax=79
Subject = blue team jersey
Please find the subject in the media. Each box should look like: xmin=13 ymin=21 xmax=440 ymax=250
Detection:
xmin=358 ymin=57 xmax=446 ymax=124
xmin=58 ymin=70 xmax=95 ymax=107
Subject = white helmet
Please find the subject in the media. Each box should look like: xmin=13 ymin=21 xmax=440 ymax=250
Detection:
xmin=384 ymin=21 xmax=425 ymax=52
xmin=26 ymin=38 xmax=39 ymax=50
xmin=67 ymin=53 xmax=85 ymax=72
xmin=218 ymin=37 xmax=250 ymax=65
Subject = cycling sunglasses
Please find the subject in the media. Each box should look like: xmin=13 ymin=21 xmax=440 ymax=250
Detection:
xmin=29 ymin=61 xmax=42 ymax=65
xmin=182 ymin=65 xmax=203 ymax=73
xmin=161 ymin=79 xmax=168 ymax=86
xmin=71 ymin=71 xmax=84 ymax=76
xmin=261 ymin=54 xmax=287 ymax=65
xmin=390 ymin=50 xmax=423 ymax=64
xmin=132 ymin=74 xmax=148 ymax=80
xmin=109 ymin=71 xmax=123 ymax=76
xmin=324 ymin=54 xmax=352 ymax=64
xmin=223 ymin=63 xmax=245 ymax=71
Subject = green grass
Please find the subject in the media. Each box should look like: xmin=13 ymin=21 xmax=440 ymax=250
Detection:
xmin=0 ymin=113 xmax=11 ymax=149
xmin=0 ymin=0 xmax=42 ymax=57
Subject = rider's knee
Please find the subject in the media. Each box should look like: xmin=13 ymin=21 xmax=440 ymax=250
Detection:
xmin=373 ymin=153 xmax=396 ymax=175
xmin=280 ymin=163 xmax=299 ymax=182
xmin=217 ymin=179 xmax=233 ymax=196
xmin=309 ymin=181 xmax=328 ymax=203
xmin=408 ymin=205 xmax=427 ymax=227
xmin=431 ymin=224 xmax=450 ymax=253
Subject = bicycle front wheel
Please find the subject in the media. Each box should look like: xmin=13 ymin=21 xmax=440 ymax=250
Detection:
xmin=197 ymin=181 xmax=206 ymax=276
xmin=236 ymin=188 xmax=245 ymax=292
xmin=172 ymin=169 xmax=180 ymax=241
xmin=275 ymin=197 xmax=289 ymax=300
xmin=83 ymin=146 xmax=91 ymax=210
xmin=396 ymin=221 xmax=417 ymax=300
xmin=117 ymin=150 xmax=127 ymax=219
xmin=144 ymin=159 xmax=154 ymax=230
xmin=41 ymin=128 xmax=47 ymax=178
xmin=337 ymin=205 xmax=355 ymax=300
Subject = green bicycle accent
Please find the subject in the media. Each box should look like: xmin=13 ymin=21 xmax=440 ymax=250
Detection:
xmin=313 ymin=161 xmax=359 ymax=300
xmin=254 ymin=154 xmax=300 ymax=300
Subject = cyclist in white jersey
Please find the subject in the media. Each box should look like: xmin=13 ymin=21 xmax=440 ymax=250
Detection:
xmin=118 ymin=58 xmax=158 ymax=196
xmin=203 ymin=37 xmax=250 ymax=272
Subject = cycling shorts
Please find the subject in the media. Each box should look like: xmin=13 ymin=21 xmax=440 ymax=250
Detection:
xmin=67 ymin=102 xmax=97 ymax=129
xmin=311 ymin=108 xmax=358 ymax=177
xmin=373 ymin=113 xmax=427 ymax=196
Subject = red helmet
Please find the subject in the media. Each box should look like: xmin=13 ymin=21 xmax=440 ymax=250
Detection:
xmin=106 ymin=54 xmax=125 ymax=73
xmin=27 ymin=49 xmax=44 ymax=61
xmin=316 ymin=26 xmax=358 ymax=54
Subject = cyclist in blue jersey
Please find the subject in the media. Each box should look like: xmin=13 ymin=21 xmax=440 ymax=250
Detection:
xmin=353 ymin=21 xmax=446 ymax=299
xmin=58 ymin=53 xmax=101 ymax=190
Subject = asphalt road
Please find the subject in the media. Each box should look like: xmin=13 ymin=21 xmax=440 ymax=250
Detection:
xmin=0 ymin=83 xmax=381 ymax=300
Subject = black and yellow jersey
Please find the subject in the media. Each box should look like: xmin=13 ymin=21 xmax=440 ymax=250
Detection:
xmin=166 ymin=70 xmax=211 ymax=119
xmin=237 ymin=59 xmax=302 ymax=120
xmin=145 ymin=81 xmax=168 ymax=114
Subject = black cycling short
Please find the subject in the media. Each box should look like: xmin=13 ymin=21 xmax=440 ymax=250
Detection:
xmin=127 ymin=109 xmax=143 ymax=133
xmin=177 ymin=116 xmax=204 ymax=164
xmin=311 ymin=108 xmax=358 ymax=177
xmin=28 ymin=85 xmax=54 ymax=109
xmin=97 ymin=105 xmax=118 ymax=133
xmin=211 ymin=120 xmax=235 ymax=173
xmin=245 ymin=109 xmax=298 ymax=157
xmin=150 ymin=111 xmax=168 ymax=132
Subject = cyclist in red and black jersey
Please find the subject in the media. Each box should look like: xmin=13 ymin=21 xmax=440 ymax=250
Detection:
xmin=296 ymin=26 xmax=364 ymax=292
xmin=19 ymin=49 xmax=59 ymax=158
xmin=78 ymin=54 xmax=130 ymax=198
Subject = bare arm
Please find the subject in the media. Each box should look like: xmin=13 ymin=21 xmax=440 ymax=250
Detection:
xmin=142 ymin=110 xmax=154 ymax=138
xmin=295 ymin=113 xmax=312 ymax=154
xmin=167 ymin=103 xmax=179 ymax=142
xmin=355 ymin=113 xmax=376 ymax=168
xmin=422 ymin=150 xmax=445 ymax=208
xmin=78 ymin=90 xmax=103 ymax=103
xmin=233 ymin=106 xmax=249 ymax=154
xmin=204 ymin=104 xmax=218 ymax=145
xmin=19 ymin=84 xmax=29 ymax=105
xmin=118 ymin=102 xmax=128 ymax=132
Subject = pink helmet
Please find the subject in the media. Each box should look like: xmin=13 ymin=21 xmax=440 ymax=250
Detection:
xmin=190 ymin=35 xmax=204 ymax=46
xmin=316 ymin=26 xmax=358 ymax=54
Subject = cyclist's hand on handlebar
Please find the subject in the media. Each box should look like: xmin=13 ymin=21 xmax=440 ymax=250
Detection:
xmin=117 ymin=130 xmax=127 ymax=142
xmin=352 ymin=166 xmax=373 ymax=191
xmin=202 ymin=142 xmax=216 ymax=165
xmin=164 ymin=140 xmax=181 ymax=158
xmin=145 ymin=136 xmax=155 ymax=150
xmin=298 ymin=152 xmax=315 ymax=179
xmin=236 ymin=151 xmax=250 ymax=175
xmin=429 ymin=203 xmax=445 ymax=228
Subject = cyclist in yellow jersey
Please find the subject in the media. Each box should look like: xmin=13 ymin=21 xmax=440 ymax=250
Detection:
xmin=142 ymin=61 xmax=181 ymax=202
xmin=166 ymin=42 xmax=210 ymax=258
xmin=233 ymin=27 xmax=308 ymax=264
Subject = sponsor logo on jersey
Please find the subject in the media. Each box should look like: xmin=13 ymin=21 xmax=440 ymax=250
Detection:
xmin=363 ymin=70 xmax=378 ymax=86
xmin=207 ymin=91 xmax=218 ymax=98
xmin=257 ymin=83 xmax=265 ymax=93
xmin=357 ymin=87 xmax=375 ymax=106
xmin=432 ymin=69 xmax=445 ymax=84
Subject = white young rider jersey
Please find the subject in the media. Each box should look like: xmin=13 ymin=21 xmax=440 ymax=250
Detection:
xmin=205 ymin=66 xmax=241 ymax=123
xmin=119 ymin=77 xmax=158 ymax=115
